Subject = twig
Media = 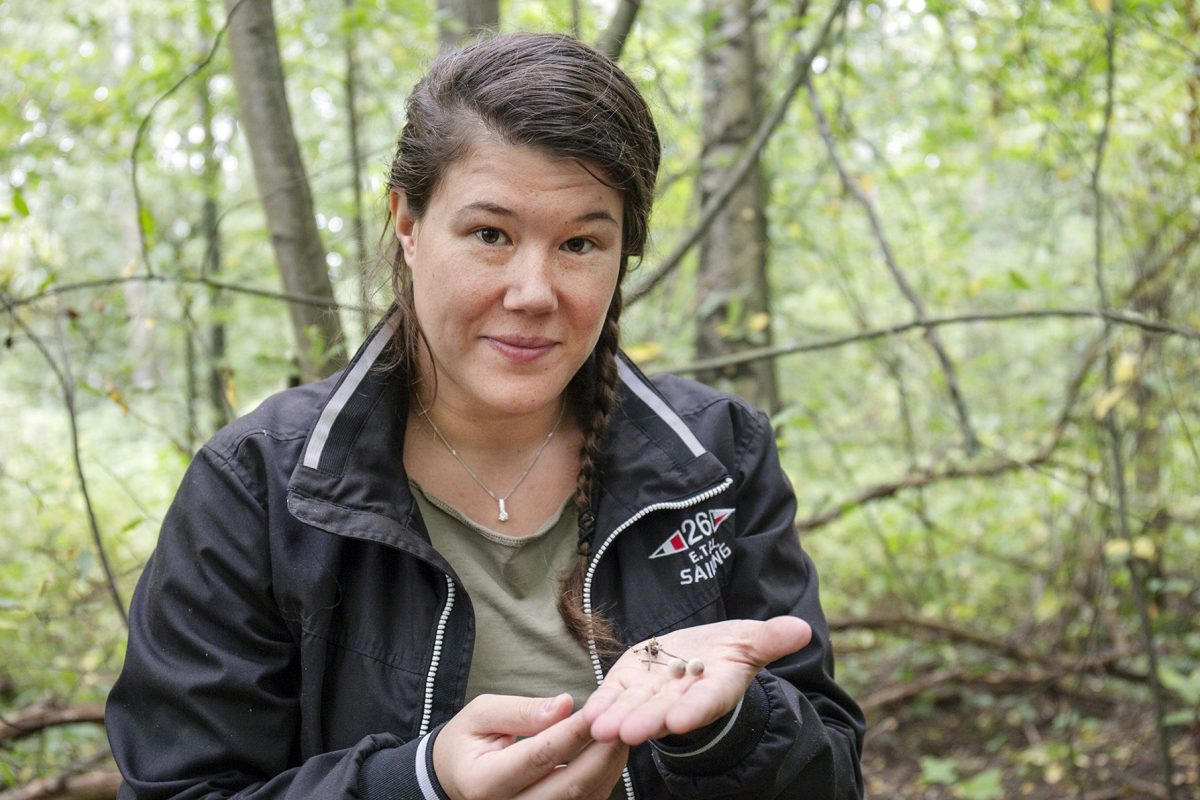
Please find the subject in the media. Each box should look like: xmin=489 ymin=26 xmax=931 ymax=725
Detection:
xmin=2 ymin=296 xmax=127 ymax=629
xmin=655 ymin=307 xmax=1200 ymax=376
xmin=806 ymin=79 xmax=979 ymax=455
xmin=626 ymin=0 xmax=850 ymax=303
xmin=4 ymin=273 xmax=369 ymax=314
xmin=130 ymin=0 xmax=250 ymax=276
xmin=1088 ymin=7 xmax=1179 ymax=797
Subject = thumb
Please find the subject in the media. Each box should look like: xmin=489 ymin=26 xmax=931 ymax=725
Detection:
xmin=745 ymin=616 xmax=812 ymax=667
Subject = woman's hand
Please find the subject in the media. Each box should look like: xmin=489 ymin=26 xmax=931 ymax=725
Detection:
xmin=432 ymin=692 xmax=629 ymax=800
xmin=581 ymin=616 xmax=811 ymax=746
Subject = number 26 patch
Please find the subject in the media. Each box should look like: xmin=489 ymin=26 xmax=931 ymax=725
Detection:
xmin=648 ymin=508 xmax=735 ymax=585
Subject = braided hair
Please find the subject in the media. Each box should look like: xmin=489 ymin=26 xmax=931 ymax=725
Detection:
xmin=381 ymin=33 xmax=660 ymax=651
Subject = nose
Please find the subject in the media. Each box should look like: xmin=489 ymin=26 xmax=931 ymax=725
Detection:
xmin=503 ymin=247 xmax=558 ymax=314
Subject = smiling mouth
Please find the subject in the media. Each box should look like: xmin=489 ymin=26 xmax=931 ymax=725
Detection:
xmin=486 ymin=336 xmax=558 ymax=363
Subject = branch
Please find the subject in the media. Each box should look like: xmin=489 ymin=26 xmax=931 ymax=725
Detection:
xmin=1 ymin=297 xmax=127 ymax=628
xmin=794 ymin=451 xmax=1052 ymax=532
xmin=806 ymin=79 xmax=979 ymax=454
xmin=0 ymin=702 xmax=106 ymax=745
xmin=656 ymin=307 xmax=1200 ymax=376
xmin=130 ymin=0 xmax=250 ymax=276
xmin=1088 ymin=6 xmax=1179 ymax=797
xmin=4 ymin=274 xmax=370 ymax=314
xmin=0 ymin=770 xmax=120 ymax=800
xmin=626 ymin=0 xmax=850 ymax=303
xmin=855 ymin=650 xmax=1135 ymax=715
xmin=596 ymin=0 xmax=641 ymax=61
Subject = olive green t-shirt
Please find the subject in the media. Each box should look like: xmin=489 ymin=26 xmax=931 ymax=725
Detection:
xmin=411 ymin=484 xmax=629 ymax=798
xmin=410 ymin=482 xmax=600 ymax=709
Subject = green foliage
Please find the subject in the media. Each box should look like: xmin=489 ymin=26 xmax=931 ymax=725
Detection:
xmin=1 ymin=0 xmax=1198 ymax=796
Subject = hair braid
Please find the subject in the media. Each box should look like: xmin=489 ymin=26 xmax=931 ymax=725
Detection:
xmin=557 ymin=288 xmax=624 ymax=655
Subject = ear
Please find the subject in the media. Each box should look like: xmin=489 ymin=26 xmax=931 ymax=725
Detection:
xmin=389 ymin=189 xmax=418 ymax=264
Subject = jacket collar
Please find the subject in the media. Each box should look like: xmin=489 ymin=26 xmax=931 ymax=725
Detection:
xmin=286 ymin=310 xmax=728 ymax=545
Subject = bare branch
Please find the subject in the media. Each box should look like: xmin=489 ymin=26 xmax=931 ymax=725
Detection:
xmin=626 ymin=0 xmax=850 ymax=303
xmin=656 ymin=307 xmax=1200 ymax=376
xmin=4 ymin=274 xmax=370 ymax=315
xmin=130 ymin=0 xmax=250 ymax=277
xmin=1088 ymin=7 xmax=1179 ymax=797
xmin=1 ymin=296 xmax=128 ymax=628
xmin=0 ymin=702 xmax=106 ymax=745
xmin=0 ymin=770 xmax=120 ymax=800
xmin=806 ymin=79 xmax=979 ymax=454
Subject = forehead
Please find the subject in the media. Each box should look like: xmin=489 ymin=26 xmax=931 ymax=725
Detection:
xmin=430 ymin=137 xmax=623 ymax=217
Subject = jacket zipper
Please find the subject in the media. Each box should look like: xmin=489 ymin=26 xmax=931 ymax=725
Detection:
xmin=419 ymin=574 xmax=457 ymax=736
xmin=582 ymin=476 xmax=734 ymax=800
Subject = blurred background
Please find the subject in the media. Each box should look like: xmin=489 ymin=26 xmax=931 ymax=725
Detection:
xmin=1 ymin=0 xmax=1197 ymax=797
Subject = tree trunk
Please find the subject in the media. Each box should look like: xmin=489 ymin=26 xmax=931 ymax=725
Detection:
xmin=436 ymin=0 xmax=498 ymax=51
xmin=199 ymin=0 xmax=232 ymax=427
xmin=342 ymin=0 xmax=372 ymax=339
xmin=695 ymin=0 xmax=780 ymax=412
xmin=223 ymin=0 xmax=347 ymax=382
xmin=597 ymin=0 xmax=641 ymax=61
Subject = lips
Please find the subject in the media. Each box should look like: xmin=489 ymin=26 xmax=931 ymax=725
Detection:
xmin=485 ymin=335 xmax=558 ymax=364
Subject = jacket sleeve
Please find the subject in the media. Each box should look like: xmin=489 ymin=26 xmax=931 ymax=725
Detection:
xmin=650 ymin=408 xmax=865 ymax=799
xmin=106 ymin=446 xmax=437 ymax=800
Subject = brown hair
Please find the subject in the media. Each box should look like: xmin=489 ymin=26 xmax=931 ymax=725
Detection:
xmin=382 ymin=33 xmax=661 ymax=653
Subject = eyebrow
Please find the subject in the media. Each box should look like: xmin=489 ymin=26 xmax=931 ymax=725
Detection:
xmin=457 ymin=202 xmax=619 ymax=227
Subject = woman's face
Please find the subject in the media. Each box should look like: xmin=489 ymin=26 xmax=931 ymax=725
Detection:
xmin=391 ymin=136 xmax=624 ymax=421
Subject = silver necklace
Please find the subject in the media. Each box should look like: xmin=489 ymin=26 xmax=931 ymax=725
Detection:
xmin=414 ymin=394 xmax=566 ymax=523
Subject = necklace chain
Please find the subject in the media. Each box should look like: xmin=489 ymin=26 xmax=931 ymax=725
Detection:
xmin=415 ymin=394 xmax=566 ymax=523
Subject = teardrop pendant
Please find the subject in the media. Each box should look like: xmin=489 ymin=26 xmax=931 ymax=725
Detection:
xmin=497 ymin=497 xmax=510 ymax=522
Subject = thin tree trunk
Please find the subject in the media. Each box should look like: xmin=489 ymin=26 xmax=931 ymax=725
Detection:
xmin=199 ymin=0 xmax=231 ymax=427
xmin=343 ymin=0 xmax=372 ymax=339
xmin=437 ymin=0 xmax=498 ymax=51
xmin=695 ymin=0 xmax=780 ymax=413
xmin=223 ymin=0 xmax=347 ymax=382
xmin=597 ymin=0 xmax=641 ymax=61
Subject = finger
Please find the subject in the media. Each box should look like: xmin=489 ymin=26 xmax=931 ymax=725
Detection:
xmin=614 ymin=678 xmax=691 ymax=744
xmin=580 ymin=679 xmax=625 ymax=726
xmin=744 ymin=616 xmax=812 ymax=667
xmin=463 ymin=692 xmax=574 ymax=738
xmin=588 ymin=683 xmax=655 ymax=742
xmin=522 ymin=739 xmax=630 ymax=800
xmin=487 ymin=710 xmax=597 ymax=794
xmin=662 ymin=676 xmax=743 ymax=734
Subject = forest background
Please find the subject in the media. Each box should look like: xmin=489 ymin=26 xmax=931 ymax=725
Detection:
xmin=1 ymin=0 xmax=1198 ymax=797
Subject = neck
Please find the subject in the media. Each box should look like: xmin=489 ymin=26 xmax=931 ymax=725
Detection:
xmin=411 ymin=384 xmax=570 ymax=461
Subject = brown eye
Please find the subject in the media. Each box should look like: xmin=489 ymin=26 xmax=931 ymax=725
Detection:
xmin=562 ymin=237 xmax=594 ymax=254
xmin=474 ymin=228 xmax=508 ymax=245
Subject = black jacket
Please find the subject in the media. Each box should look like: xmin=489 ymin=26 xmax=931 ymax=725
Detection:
xmin=106 ymin=317 xmax=865 ymax=799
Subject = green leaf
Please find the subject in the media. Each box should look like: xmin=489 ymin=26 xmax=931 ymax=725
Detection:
xmin=920 ymin=756 xmax=959 ymax=785
xmin=956 ymin=768 xmax=1003 ymax=800
xmin=1007 ymin=269 xmax=1031 ymax=290
xmin=12 ymin=187 xmax=30 ymax=218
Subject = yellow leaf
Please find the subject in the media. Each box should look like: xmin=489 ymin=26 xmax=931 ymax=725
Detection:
xmin=1114 ymin=352 xmax=1138 ymax=384
xmin=1103 ymin=539 xmax=1130 ymax=559
xmin=1090 ymin=0 xmax=1111 ymax=13
xmin=859 ymin=174 xmax=875 ymax=194
xmin=1092 ymin=384 xmax=1128 ymax=420
xmin=224 ymin=375 xmax=239 ymax=408
xmin=1132 ymin=536 xmax=1157 ymax=561
xmin=747 ymin=312 xmax=770 ymax=334
xmin=968 ymin=277 xmax=983 ymax=297
xmin=625 ymin=341 xmax=663 ymax=364
xmin=715 ymin=322 xmax=736 ymax=339
xmin=106 ymin=386 xmax=129 ymax=414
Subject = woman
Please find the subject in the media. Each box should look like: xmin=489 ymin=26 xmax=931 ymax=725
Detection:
xmin=106 ymin=33 xmax=864 ymax=800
